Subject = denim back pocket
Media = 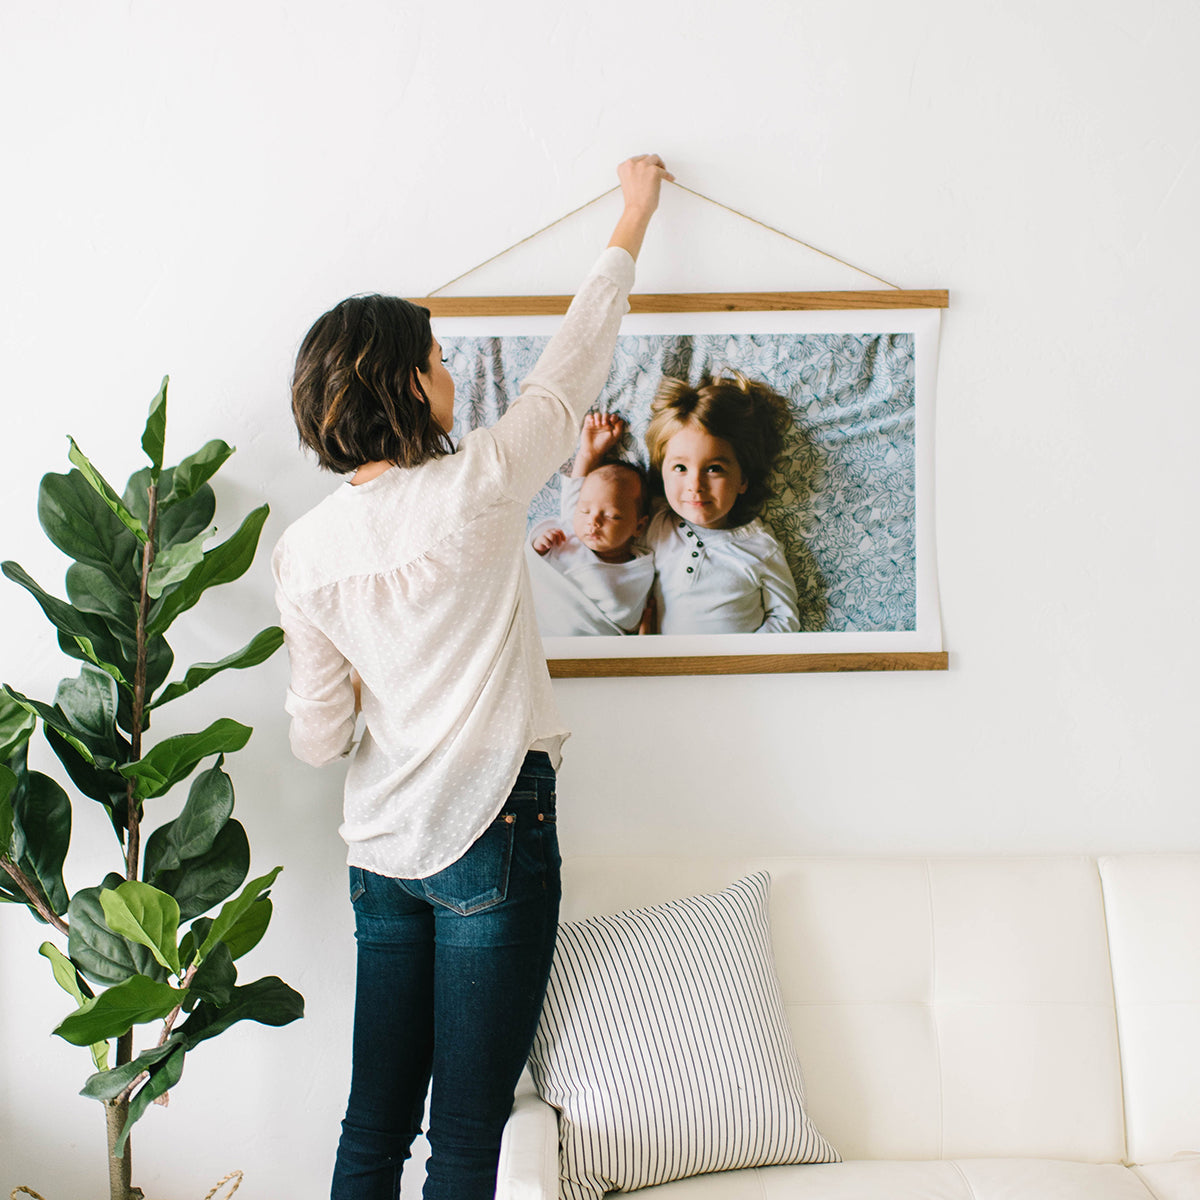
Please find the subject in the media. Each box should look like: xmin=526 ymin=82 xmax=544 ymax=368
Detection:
xmin=422 ymin=809 xmax=516 ymax=915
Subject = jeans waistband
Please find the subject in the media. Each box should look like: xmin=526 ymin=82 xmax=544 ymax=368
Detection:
xmin=520 ymin=749 xmax=555 ymax=778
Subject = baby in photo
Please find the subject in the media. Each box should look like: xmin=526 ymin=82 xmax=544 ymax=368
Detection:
xmin=530 ymin=413 xmax=654 ymax=635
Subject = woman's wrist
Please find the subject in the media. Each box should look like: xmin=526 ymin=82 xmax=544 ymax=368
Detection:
xmin=607 ymin=209 xmax=655 ymax=259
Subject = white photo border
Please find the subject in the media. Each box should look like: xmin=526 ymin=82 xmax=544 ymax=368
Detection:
xmin=430 ymin=297 xmax=946 ymax=677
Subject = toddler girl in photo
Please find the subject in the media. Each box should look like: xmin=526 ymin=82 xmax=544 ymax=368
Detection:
xmin=643 ymin=372 xmax=800 ymax=634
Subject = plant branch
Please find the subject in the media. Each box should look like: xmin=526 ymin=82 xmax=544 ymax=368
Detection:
xmin=0 ymin=854 xmax=70 ymax=936
xmin=157 ymin=962 xmax=197 ymax=1047
xmin=114 ymin=962 xmax=198 ymax=1107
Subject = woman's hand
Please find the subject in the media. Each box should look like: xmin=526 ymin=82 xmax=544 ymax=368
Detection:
xmin=608 ymin=154 xmax=673 ymax=260
xmin=617 ymin=154 xmax=673 ymax=216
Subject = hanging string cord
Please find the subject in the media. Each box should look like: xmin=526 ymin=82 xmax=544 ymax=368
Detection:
xmin=667 ymin=181 xmax=900 ymax=290
xmin=425 ymin=180 xmax=899 ymax=296
xmin=426 ymin=186 xmax=620 ymax=296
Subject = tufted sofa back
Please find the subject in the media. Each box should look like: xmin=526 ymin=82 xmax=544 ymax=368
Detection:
xmin=557 ymin=854 xmax=1200 ymax=1166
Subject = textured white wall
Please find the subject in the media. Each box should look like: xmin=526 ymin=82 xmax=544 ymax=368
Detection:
xmin=2 ymin=1 xmax=1198 ymax=1195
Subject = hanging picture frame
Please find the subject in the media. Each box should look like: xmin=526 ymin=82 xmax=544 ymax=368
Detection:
xmin=426 ymin=288 xmax=949 ymax=678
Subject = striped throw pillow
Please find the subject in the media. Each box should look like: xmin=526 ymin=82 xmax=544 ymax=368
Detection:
xmin=528 ymin=872 xmax=838 ymax=1199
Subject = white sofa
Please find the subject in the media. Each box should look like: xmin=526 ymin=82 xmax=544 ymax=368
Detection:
xmin=497 ymin=854 xmax=1200 ymax=1200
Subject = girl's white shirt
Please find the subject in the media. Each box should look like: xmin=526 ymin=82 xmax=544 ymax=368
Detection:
xmin=272 ymin=248 xmax=636 ymax=879
xmin=647 ymin=503 xmax=801 ymax=634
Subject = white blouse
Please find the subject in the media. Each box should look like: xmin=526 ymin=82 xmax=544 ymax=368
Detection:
xmin=273 ymin=247 xmax=636 ymax=879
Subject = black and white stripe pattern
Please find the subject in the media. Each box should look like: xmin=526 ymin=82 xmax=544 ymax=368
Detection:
xmin=529 ymin=872 xmax=839 ymax=1199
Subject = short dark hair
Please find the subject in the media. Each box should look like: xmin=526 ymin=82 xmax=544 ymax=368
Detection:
xmin=291 ymin=294 xmax=453 ymax=473
xmin=588 ymin=460 xmax=650 ymax=517
xmin=645 ymin=372 xmax=789 ymax=525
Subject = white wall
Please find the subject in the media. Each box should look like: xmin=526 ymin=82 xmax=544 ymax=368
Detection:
xmin=2 ymin=1 xmax=1198 ymax=1195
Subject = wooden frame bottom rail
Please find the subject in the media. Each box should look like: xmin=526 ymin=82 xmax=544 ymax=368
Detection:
xmin=549 ymin=651 xmax=949 ymax=678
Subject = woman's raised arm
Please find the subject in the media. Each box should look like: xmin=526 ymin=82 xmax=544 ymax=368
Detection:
xmin=608 ymin=154 xmax=674 ymax=261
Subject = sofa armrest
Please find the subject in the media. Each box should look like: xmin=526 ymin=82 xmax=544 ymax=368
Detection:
xmin=497 ymin=1070 xmax=559 ymax=1200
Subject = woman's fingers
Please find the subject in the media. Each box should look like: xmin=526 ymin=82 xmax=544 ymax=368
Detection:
xmin=617 ymin=154 xmax=674 ymax=211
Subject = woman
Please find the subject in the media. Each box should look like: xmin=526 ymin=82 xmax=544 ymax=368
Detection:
xmin=273 ymin=155 xmax=671 ymax=1200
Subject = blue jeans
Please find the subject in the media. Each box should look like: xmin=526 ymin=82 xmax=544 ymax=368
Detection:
xmin=331 ymin=751 xmax=561 ymax=1200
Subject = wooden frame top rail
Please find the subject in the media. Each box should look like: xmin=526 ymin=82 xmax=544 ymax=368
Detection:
xmin=423 ymin=290 xmax=950 ymax=317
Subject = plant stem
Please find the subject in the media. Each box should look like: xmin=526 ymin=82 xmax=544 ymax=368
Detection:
xmin=106 ymin=1096 xmax=143 ymax=1200
xmin=126 ymin=482 xmax=158 ymax=884
xmin=109 ymin=482 xmax=157 ymax=1200
xmin=0 ymin=854 xmax=70 ymax=936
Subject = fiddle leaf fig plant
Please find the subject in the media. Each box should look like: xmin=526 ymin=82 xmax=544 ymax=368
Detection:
xmin=0 ymin=378 xmax=302 ymax=1200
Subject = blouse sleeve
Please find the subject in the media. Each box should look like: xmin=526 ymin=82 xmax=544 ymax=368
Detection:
xmin=559 ymin=474 xmax=583 ymax=523
xmin=273 ymin=546 xmax=357 ymax=766
xmin=484 ymin=247 xmax=635 ymax=505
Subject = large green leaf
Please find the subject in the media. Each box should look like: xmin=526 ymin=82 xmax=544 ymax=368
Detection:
xmin=65 ymin=563 xmax=139 ymax=649
xmin=151 ymin=626 xmax=284 ymax=709
xmin=118 ymin=718 xmax=251 ymax=800
xmin=4 ymin=682 xmax=122 ymax=772
xmin=152 ymin=819 xmax=249 ymax=922
xmin=39 ymin=942 xmax=108 ymax=1071
xmin=9 ymin=769 xmax=71 ymax=916
xmin=181 ymin=896 xmax=271 ymax=967
xmin=62 ymin=566 xmax=171 ymax=727
xmin=3 ymin=563 xmax=135 ymax=689
xmin=67 ymin=438 xmax=148 ymax=544
xmin=68 ymin=877 xmax=168 ymax=987
xmin=100 ymin=881 xmax=182 ymax=976
xmin=219 ymin=896 xmax=273 ymax=961
xmin=189 ymin=941 xmax=236 ymax=1007
xmin=161 ymin=440 xmax=233 ymax=509
xmin=142 ymin=377 xmax=168 ymax=480
xmin=55 ymin=666 xmax=123 ymax=756
xmin=177 ymin=975 xmax=303 ymax=1050
xmin=54 ymin=973 xmax=186 ymax=1045
xmin=0 ymin=693 xmax=36 ymax=761
xmin=146 ymin=505 xmax=270 ymax=637
xmin=4 ymin=688 xmax=94 ymax=766
xmin=197 ymin=866 xmax=281 ymax=962
xmin=146 ymin=524 xmax=214 ymax=600
xmin=44 ymin=727 xmax=128 ymax=836
xmin=122 ymin=464 xmax=165 ymax=526
xmin=40 ymin=941 xmax=93 ymax=1003
xmin=143 ymin=760 xmax=233 ymax=878
xmin=37 ymin=470 xmax=140 ymax=595
xmin=125 ymin=467 xmax=215 ymax=551
xmin=0 ymin=765 xmax=15 ymax=852
xmin=80 ymin=1039 xmax=179 ymax=1101
xmin=116 ymin=1041 xmax=185 ymax=1155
